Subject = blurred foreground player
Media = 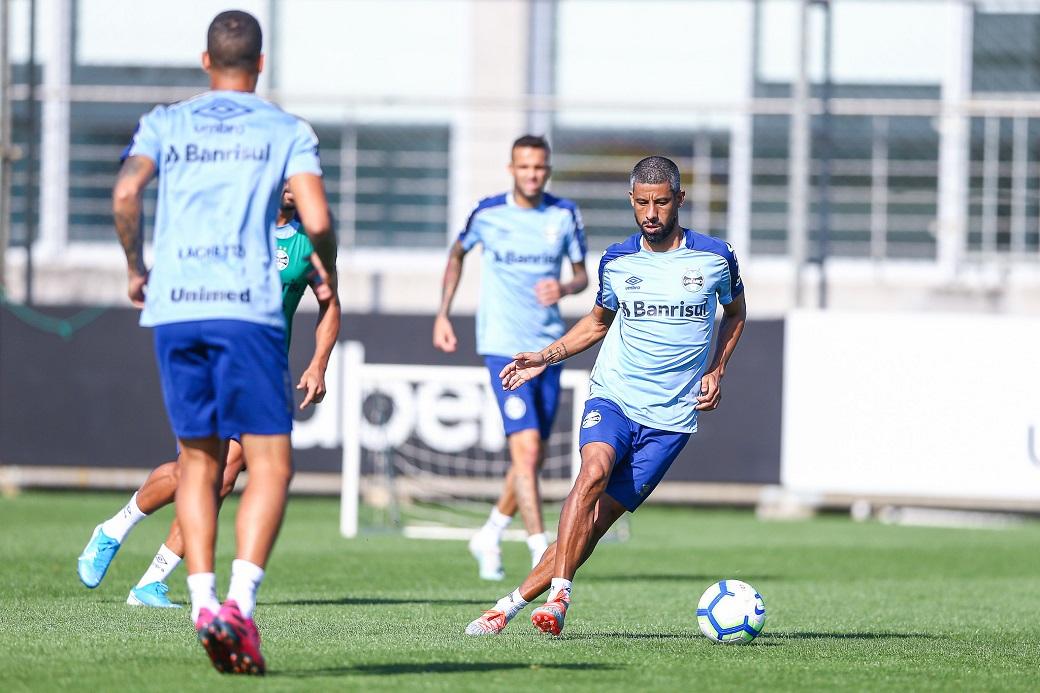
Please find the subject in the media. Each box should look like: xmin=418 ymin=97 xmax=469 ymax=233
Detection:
xmin=112 ymin=11 xmax=336 ymax=674
xmin=433 ymin=135 xmax=588 ymax=579
xmin=79 ymin=185 xmax=339 ymax=608
xmin=465 ymin=156 xmax=746 ymax=636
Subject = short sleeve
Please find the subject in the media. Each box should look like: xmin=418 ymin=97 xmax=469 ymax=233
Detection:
xmin=121 ymin=106 xmax=164 ymax=168
xmin=595 ymin=251 xmax=618 ymax=310
xmin=457 ymin=204 xmax=484 ymax=251
xmin=285 ymin=119 xmax=323 ymax=179
xmin=565 ymin=205 xmax=587 ymax=263
xmin=717 ymin=242 xmax=744 ymax=305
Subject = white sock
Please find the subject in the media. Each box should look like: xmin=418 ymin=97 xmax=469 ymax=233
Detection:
xmin=494 ymin=588 xmax=529 ymax=620
xmin=226 ymin=559 xmax=265 ymax=619
xmin=527 ymin=532 xmax=549 ymax=560
xmin=135 ymin=544 xmax=182 ymax=588
xmin=187 ymin=572 xmax=219 ymax=624
xmin=478 ymin=507 xmax=512 ymax=541
xmin=549 ymin=577 xmax=572 ymax=602
xmin=100 ymin=492 xmax=148 ymax=543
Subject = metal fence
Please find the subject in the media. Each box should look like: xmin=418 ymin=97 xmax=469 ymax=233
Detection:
xmin=5 ymin=0 xmax=1040 ymax=290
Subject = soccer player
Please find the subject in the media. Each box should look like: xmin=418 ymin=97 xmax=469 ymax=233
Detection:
xmin=77 ymin=185 xmax=339 ymax=609
xmin=433 ymin=135 xmax=588 ymax=580
xmin=111 ymin=11 xmax=337 ymax=675
xmin=464 ymin=155 xmax=746 ymax=636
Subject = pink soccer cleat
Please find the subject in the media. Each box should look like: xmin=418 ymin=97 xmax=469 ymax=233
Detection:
xmin=530 ymin=590 xmax=570 ymax=636
xmin=209 ymin=600 xmax=266 ymax=675
xmin=464 ymin=610 xmax=510 ymax=636
xmin=196 ymin=607 xmax=233 ymax=674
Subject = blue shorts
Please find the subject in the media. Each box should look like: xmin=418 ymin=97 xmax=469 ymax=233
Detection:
xmin=578 ymin=397 xmax=691 ymax=512
xmin=484 ymin=355 xmax=563 ymax=440
xmin=153 ymin=320 xmax=292 ymax=440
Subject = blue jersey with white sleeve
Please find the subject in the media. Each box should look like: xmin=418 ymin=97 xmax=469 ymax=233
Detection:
xmin=123 ymin=90 xmax=323 ymax=328
xmin=591 ymin=228 xmax=743 ymax=433
xmin=458 ymin=192 xmax=586 ymax=356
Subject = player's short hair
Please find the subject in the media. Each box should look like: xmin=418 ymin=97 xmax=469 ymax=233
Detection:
xmin=207 ymin=10 xmax=263 ymax=72
xmin=630 ymin=156 xmax=681 ymax=194
xmin=511 ymin=134 xmax=551 ymax=157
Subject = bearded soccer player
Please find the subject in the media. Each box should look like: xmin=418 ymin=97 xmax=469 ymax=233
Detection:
xmin=111 ymin=11 xmax=337 ymax=674
xmin=464 ymin=155 xmax=746 ymax=636
xmin=78 ymin=185 xmax=339 ymax=609
xmin=433 ymin=135 xmax=588 ymax=580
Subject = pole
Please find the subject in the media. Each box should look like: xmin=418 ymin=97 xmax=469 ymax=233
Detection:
xmin=24 ymin=0 xmax=36 ymax=305
xmin=814 ymin=0 xmax=832 ymax=309
xmin=526 ymin=0 xmax=556 ymax=139
xmin=0 ymin=0 xmax=12 ymax=292
xmin=786 ymin=0 xmax=811 ymax=308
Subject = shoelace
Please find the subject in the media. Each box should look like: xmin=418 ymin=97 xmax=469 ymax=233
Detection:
xmin=479 ymin=611 xmax=506 ymax=628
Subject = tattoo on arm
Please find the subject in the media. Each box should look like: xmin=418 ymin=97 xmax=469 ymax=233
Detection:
xmin=113 ymin=157 xmax=151 ymax=273
xmin=543 ymin=342 xmax=569 ymax=365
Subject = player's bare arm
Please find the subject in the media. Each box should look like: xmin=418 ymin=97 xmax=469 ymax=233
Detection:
xmin=112 ymin=155 xmax=156 ymax=307
xmin=433 ymin=239 xmax=468 ymax=352
xmin=696 ymin=292 xmax=747 ymax=412
xmin=534 ymin=259 xmax=589 ymax=307
xmin=296 ymin=263 xmax=341 ymax=409
xmin=288 ymin=173 xmax=337 ymax=294
xmin=500 ymin=303 xmax=616 ymax=390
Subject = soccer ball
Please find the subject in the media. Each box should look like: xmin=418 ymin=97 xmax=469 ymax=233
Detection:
xmin=696 ymin=579 xmax=766 ymax=643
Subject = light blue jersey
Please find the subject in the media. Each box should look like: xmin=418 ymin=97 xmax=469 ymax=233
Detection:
xmin=591 ymin=228 xmax=743 ymax=433
xmin=123 ymin=90 xmax=323 ymax=328
xmin=458 ymin=192 xmax=586 ymax=356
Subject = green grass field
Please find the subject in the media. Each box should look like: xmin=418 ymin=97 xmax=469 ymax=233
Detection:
xmin=1 ymin=491 xmax=1038 ymax=691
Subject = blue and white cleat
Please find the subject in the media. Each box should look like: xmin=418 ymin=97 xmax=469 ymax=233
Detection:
xmin=127 ymin=581 xmax=182 ymax=608
xmin=77 ymin=524 xmax=121 ymax=588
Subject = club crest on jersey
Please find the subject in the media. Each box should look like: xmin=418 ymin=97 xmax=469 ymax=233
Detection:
xmin=682 ymin=268 xmax=704 ymax=292
xmin=276 ymin=248 xmax=289 ymax=271
xmin=582 ymin=410 xmax=601 ymax=428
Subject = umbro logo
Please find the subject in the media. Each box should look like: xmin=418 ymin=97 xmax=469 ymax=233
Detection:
xmin=193 ymin=98 xmax=252 ymax=122
xmin=624 ymin=275 xmax=643 ymax=288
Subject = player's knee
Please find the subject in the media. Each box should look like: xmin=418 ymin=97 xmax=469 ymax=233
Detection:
xmin=574 ymin=464 xmax=610 ymax=498
xmin=510 ymin=447 xmax=540 ymax=473
xmin=252 ymin=461 xmax=294 ymax=488
xmin=509 ymin=433 xmax=542 ymax=472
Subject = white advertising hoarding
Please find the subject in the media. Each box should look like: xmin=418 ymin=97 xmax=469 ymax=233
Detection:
xmin=782 ymin=310 xmax=1040 ymax=503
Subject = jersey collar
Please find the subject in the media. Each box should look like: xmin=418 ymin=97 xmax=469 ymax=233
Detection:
xmin=507 ymin=192 xmax=547 ymax=211
xmin=275 ymin=218 xmax=300 ymax=239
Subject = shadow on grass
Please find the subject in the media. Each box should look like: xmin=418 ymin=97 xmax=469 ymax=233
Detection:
xmin=763 ymin=631 xmax=936 ymax=641
xmin=264 ymin=596 xmax=487 ymax=606
xmin=581 ymin=573 xmax=780 ymax=583
xmin=565 ymin=631 xmax=691 ymax=641
xmin=274 ymin=661 xmax=619 ymax=678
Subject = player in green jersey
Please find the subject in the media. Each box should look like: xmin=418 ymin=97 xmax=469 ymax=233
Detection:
xmin=76 ymin=185 xmax=340 ymax=608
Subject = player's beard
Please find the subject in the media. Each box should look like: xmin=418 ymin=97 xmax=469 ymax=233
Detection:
xmin=638 ymin=208 xmax=680 ymax=245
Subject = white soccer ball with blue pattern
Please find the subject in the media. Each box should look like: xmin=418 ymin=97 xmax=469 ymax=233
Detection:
xmin=696 ymin=579 xmax=766 ymax=643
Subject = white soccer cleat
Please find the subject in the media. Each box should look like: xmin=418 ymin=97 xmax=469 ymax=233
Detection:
xmin=468 ymin=534 xmax=504 ymax=581
xmin=465 ymin=609 xmax=510 ymax=636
